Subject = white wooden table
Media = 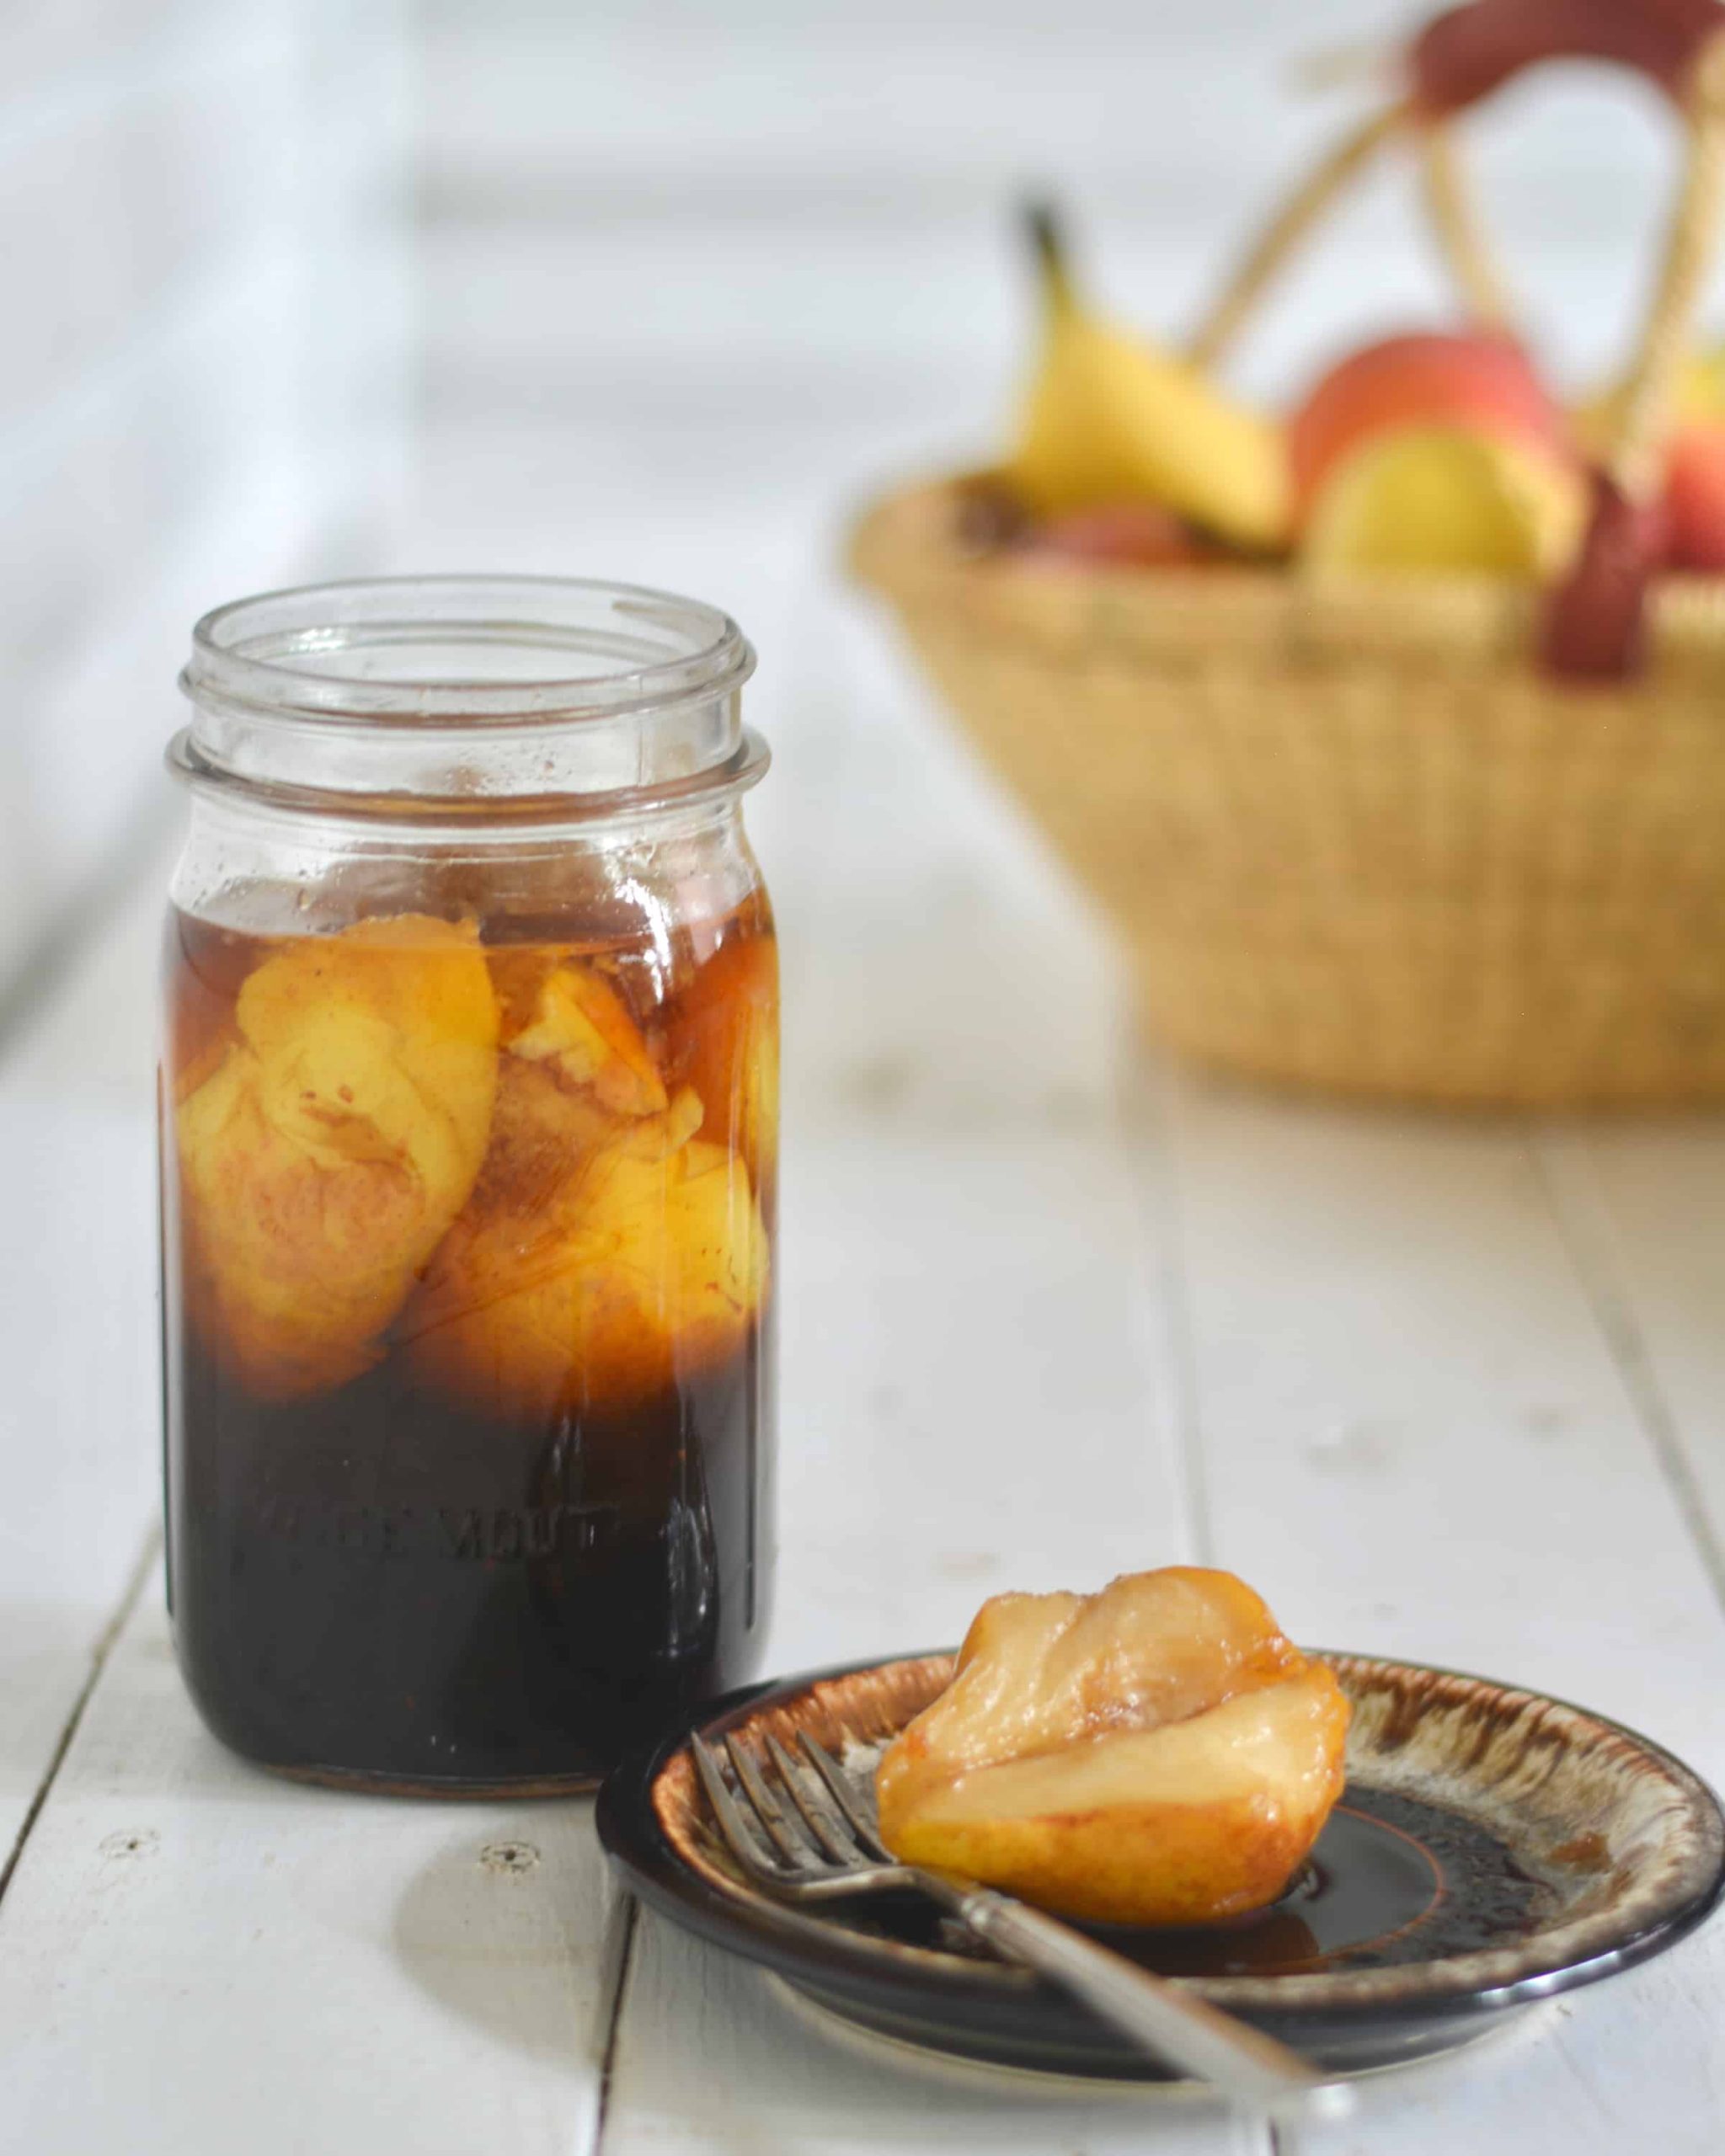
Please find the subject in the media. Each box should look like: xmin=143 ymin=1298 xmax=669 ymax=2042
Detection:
xmin=4 ymin=536 xmax=1725 ymax=2153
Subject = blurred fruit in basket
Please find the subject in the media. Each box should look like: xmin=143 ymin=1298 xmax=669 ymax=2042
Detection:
xmin=1289 ymin=333 xmax=1569 ymax=516
xmin=1293 ymin=332 xmax=1583 ymax=575
xmin=1587 ymin=344 xmax=1725 ymax=568
xmin=1019 ymin=503 xmax=1227 ymax=569
xmin=1303 ymin=424 xmax=1586 ymax=575
xmin=985 ymin=190 xmax=1721 ymax=596
xmin=1011 ymin=205 xmax=1290 ymax=552
xmin=1664 ymin=424 xmax=1725 ymax=571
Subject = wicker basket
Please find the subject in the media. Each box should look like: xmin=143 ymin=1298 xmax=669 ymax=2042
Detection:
xmin=852 ymin=14 xmax=1725 ymax=1107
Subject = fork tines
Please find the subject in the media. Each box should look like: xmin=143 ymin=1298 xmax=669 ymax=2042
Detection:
xmin=691 ymin=1728 xmax=892 ymax=1888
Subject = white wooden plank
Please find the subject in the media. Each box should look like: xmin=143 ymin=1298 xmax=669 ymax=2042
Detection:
xmin=611 ymin=1913 xmax=1264 ymax=2156
xmin=0 ymin=873 xmax=168 ymax=1870
xmin=1142 ymin=1071 xmax=1725 ymax=2154
xmin=598 ymin=598 xmax=1249 ymax=2149
xmin=0 ymin=1574 xmax=622 ymax=2156
xmin=1536 ymin=1119 xmax=1725 ymax=1586
xmin=767 ymin=607 xmax=1192 ymax=1663
xmin=769 ymin=1118 xmax=1187 ymax=1669
xmin=1146 ymin=1076 xmax=1725 ymax=1743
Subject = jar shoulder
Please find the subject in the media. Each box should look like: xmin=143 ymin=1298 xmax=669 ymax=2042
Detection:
xmin=168 ymin=801 xmax=770 ymax=948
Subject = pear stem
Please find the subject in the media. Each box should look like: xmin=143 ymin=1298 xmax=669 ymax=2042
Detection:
xmin=1023 ymin=200 xmax=1077 ymax=318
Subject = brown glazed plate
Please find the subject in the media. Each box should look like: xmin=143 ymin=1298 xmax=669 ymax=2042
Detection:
xmin=595 ymin=1650 xmax=1725 ymax=2081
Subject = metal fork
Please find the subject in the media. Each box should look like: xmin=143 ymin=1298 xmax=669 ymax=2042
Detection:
xmin=692 ymin=1729 xmax=1352 ymax=2122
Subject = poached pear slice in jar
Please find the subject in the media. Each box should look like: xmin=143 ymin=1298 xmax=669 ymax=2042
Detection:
xmin=503 ymin=956 xmax=670 ymax=1117
xmin=405 ymin=954 xmax=768 ymax=1420
xmin=875 ymin=1567 xmax=1350 ymax=1926
xmin=174 ymin=916 xmax=499 ymax=1402
xmin=661 ymin=924 xmax=779 ymax=1200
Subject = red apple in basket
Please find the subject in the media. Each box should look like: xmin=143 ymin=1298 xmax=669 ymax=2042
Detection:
xmin=1665 ymin=428 xmax=1725 ymax=570
xmin=1658 ymin=355 xmax=1725 ymax=573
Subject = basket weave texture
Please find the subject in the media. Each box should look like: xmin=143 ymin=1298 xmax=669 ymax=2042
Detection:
xmin=854 ymin=479 xmax=1725 ymax=1107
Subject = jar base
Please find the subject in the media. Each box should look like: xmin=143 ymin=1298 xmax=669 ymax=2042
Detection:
xmin=243 ymin=1757 xmax=606 ymax=1801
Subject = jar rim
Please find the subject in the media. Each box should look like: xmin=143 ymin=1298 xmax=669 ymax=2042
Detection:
xmin=175 ymin=574 xmax=763 ymax=819
xmin=184 ymin=573 xmax=756 ymax=725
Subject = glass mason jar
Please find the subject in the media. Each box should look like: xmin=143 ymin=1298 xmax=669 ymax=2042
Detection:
xmin=160 ymin=577 xmax=777 ymax=1793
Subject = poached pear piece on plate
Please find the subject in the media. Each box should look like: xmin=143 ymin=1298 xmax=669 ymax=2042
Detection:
xmin=875 ymin=1567 xmax=1349 ymax=1926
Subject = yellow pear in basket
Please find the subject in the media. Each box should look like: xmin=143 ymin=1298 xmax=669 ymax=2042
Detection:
xmin=1010 ymin=205 xmax=1289 ymax=552
xmin=877 ymin=1567 xmax=1349 ymax=1926
xmin=1301 ymin=424 xmax=1584 ymax=579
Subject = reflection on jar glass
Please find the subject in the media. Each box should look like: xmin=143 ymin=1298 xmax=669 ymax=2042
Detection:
xmin=160 ymin=578 xmax=777 ymax=1793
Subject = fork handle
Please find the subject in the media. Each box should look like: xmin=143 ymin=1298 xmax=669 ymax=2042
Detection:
xmin=933 ymin=1882 xmax=1351 ymax=2121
